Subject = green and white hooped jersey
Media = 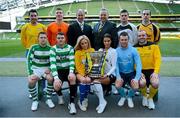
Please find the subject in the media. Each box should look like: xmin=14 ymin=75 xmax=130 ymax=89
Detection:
xmin=27 ymin=44 xmax=51 ymax=75
xmin=50 ymin=44 xmax=75 ymax=80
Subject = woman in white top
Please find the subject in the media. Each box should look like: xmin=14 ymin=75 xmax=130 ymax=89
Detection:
xmin=99 ymin=33 xmax=117 ymax=96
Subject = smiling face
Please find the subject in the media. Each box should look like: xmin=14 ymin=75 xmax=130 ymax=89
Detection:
xmin=80 ymin=39 xmax=89 ymax=50
xmin=77 ymin=9 xmax=85 ymax=23
xmin=56 ymin=9 xmax=63 ymax=21
xmin=138 ymin=30 xmax=147 ymax=44
xmin=29 ymin=12 xmax=38 ymax=24
xmin=119 ymin=35 xmax=129 ymax=48
xmin=99 ymin=10 xmax=108 ymax=22
xmin=103 ymin=37 xmax=111 ymax=49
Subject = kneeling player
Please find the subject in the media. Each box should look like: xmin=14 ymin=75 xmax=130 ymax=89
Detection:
xmin=27 ymin=32 xmax=55 ymax=111
xmin=135 ymin=30 xmax=161 ymax=110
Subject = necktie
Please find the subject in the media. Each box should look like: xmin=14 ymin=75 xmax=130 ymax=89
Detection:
xmin=80 ymin=23 xmax=84 ymax=32
xmin=98 ymin=23 xmax=104 ymax=32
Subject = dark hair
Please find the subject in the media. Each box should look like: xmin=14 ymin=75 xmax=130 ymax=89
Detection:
xmin=38 ymin=32 xmax=46 ymax=38
xmin=119 ymin=31 xmax=129 ymax=39
xmin=29 ymin=9 xmax=38 ymax=16
xmin=142 ymin=9 xmax=151 ymax=16
xmin=56 ymin=7 xmax=63 ymax=11
xmin=103 ymin=33 xmax=112 ymax=40
xmin=57 ymin=32 xmax=64 ymax=36
xmin=120 ymin=9 xmax=129 ymax=15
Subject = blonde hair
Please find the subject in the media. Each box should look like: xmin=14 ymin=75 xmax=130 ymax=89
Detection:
xmin=74 ymin=35 xmax=92 ymax=51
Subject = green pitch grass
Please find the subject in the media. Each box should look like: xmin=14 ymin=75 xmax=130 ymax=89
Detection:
xmin=0 ymin=40 xmax=26 ymax=57
xmin=159 ymin=39 xmax=180 ymax=57
xmin=0 ymin=38 xmax=180 ymax=57
xmin=0 ymin=61 xmax=179 ymax=77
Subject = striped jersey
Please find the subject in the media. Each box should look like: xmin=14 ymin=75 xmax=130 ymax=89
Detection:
xmin=27 ymin=44 xmax=51 ymax=75
xmin=50 ymin=44 xmax=75 ymax=80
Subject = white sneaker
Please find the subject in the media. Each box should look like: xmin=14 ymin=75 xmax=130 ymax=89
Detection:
xmin=46 ymin=99 xmax=55 ymax=108
xmin=127 ymin=97 xmax=134 ymax=108
xmin=83 ymin=98 xmax=88 ymax=108
xmin=78 ymin=100 xmax=87 ymax=111
xmin=148 ymin=98 xmax=155 ymax=110
xmin=58 ymin=95 xmax=64 ymax=105
xmin=68 ymin=103 xmax=77 ymax=115
xmin=96 ymin=105 xmax=100 ymax=111
xmin=135 ymin=91 xmax=140 ymax=96
xmin=97 ymin=100 xmax=107 ymax=114
xmin=29 ymin=94 xmax=32 ymax=99
xmin=118 ymin=97 xmax=126 ymax=107
xmin=142 ymin=96 xmax=148 ymax=107
xmin=31 ymin=101 xmax=39 ymax=111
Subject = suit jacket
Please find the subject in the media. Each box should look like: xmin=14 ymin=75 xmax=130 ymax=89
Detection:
xmin=93 ymin=20 xmax=118 ymax=50
xmin=67 ymin=21 xmax=93 ymax=47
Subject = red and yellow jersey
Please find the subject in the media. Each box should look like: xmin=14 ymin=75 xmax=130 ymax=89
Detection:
xmin=20 ymin=23 xmax=46 ymax=49
xmin=134 ymin=42 xmax=161 ymax=74
xmin=47 ymin=22 xmax=69 ymax=46
xmin=137 ymin=23 xmax=160 ymax=43
xmin=75 ymin=48 xmax=95 ymax=76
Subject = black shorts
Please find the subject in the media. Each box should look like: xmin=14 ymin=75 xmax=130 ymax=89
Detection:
xmin=120 ymin=71 xmax=135 ymax=87
xmin=142 ymin=69 xmax=154 ymax=87
xmin=57 ymin=69 xmax=69 ymax=83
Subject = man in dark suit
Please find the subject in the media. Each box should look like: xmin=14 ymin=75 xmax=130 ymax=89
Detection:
xmin=93 ymin=8 xmax=118 ymax=50
xmin=67 ymin=9 xmax=93 ymax=47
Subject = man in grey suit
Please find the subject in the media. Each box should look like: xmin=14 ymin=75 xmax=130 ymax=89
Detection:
xmin=67 ymin=9 xmax=93 ymax=47
xmin=93 ymin=8 xmax=118 ymax=50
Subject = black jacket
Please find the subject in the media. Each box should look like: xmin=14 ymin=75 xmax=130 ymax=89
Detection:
xmin=67 ymin=21 xmax=94 ymax=47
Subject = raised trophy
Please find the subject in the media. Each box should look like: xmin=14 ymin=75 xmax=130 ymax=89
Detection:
xmin=85 ymin=51 xmax=106 ymax=79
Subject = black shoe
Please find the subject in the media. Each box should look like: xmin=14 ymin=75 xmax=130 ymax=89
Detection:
xmin=104 ymin=90 xmax=111 ymax=96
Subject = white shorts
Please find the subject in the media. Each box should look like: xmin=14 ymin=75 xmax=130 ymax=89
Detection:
xmin=33 ymin=68 xmax=49 ymax=79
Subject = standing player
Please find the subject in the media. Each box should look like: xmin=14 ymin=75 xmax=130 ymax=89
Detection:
xmin=137 ymin=9 xmax=161 ymax=43
xmin=117 ymin=9 xmax=138 ymax=46
xmin=21 ymin=9 xmax=46 ymax=56
xmin=47 ymin=8 xmax=69 ymax=46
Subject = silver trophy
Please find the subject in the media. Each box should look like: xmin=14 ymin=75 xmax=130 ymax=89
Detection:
xmin=85 ymin=51 xmax=106 ymax=78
